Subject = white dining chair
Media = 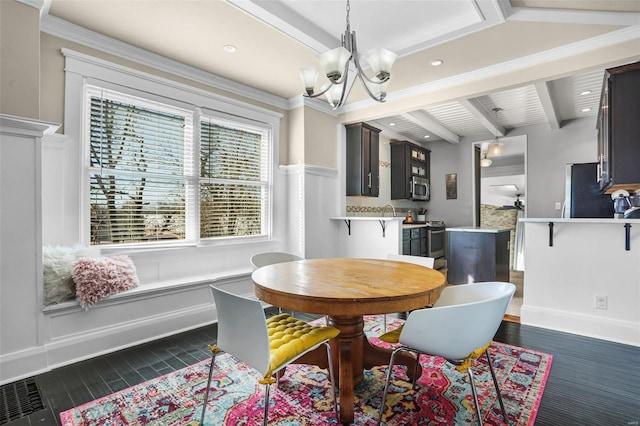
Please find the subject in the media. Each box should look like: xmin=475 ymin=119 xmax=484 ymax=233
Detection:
xmin=250 ymin=252 xmax=303 ymax=269
xmin=383 ymin=254 xmax=436 ymax=332
xmin=250 ymin=252 xmax=304 ymax=314
xmin=377 ymin=281 xmax=516 ymax=426
xmin=196 ymin=286 xmax=339 ymax=426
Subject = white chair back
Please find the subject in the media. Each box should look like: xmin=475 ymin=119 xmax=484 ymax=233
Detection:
xmin=387 ymin=253 xmax=435 ymax=268
xmin=211 ymin=286 xmax=271 ymax=375
xmin=400 ymin=282 xmax=515 ymax=361
xmin=250 ymin=252 xmax=303 ymax=270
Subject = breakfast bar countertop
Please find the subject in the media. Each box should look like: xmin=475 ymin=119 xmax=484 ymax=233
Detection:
xmin=446 ymin=227 xmax=510 ymax=233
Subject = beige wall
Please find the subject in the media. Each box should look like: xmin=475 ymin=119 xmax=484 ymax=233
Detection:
xmin=38 ymin=33 xmax=290 ymax=134
xmin=285 ymin=105 xmax=339 ymax=168
xmin=303 ymin=107 xmax=338 ymax=169
xmin=287 ymin=106 xmax=304 ymax=165
xmin=0 ymin=1 xmax=40 ymax=119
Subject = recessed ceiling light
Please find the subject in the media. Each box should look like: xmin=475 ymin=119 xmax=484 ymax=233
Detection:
xmin=580 ymin=90 xmax=592 ymax=96
xmin=424 ymin=135 xmax=430 ymax=138
xmin=431 ymin=59 xmax=444 ymax=66
xmin=581 ymin=107 xmax=592 ymax=112
xmin=389 ymin=122 xmax=396 ymax=126
xmin=224 ymin=45 xmax=237 ymax=53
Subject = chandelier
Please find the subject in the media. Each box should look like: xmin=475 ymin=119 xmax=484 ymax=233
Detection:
xmin=299 ymin=0 xmax=397 ymax=109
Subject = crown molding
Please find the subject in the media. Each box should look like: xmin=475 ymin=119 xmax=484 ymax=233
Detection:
xmin=508 ymin=7 xmax=640 ymax=26
xmin=40 ymin=14 xmax=290 ymax=111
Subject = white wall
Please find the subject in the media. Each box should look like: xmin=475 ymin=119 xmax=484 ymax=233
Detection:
xmin=425 ymin=117 xmax=598 ymax=225
xmin=421 ymin=138 xmax=474 ymax=226
xmin=522 ymin=220 xmax=640 ymax=346
xmin=482 ymin=175 xmax=526 ymax=207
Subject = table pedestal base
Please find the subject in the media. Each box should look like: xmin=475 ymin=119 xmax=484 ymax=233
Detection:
xmin=295 ymin=315 xmax=420 ymax=425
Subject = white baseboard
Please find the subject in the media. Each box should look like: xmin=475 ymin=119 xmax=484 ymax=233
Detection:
xmin=520 ymin=304 xmax=640 ymax=347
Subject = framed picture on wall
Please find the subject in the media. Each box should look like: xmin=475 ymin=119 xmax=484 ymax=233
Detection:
xmin=446 ymin=173 xmax=457 ymax=199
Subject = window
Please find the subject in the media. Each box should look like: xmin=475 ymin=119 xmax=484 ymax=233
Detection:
xmin=199 ymin=118 xmax=269 ymax=239
xmin=86 ymin=85 xmax=271 ymax=247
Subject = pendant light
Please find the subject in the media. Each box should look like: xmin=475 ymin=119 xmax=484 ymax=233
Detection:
xmin=480 ymin=152 xmax=493 ymax=167
xmin=487 ymin=107 xmax=504 ymax=157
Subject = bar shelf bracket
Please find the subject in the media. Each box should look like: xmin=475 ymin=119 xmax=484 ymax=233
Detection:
xmin=343 ymin=220 xmax=351 ymax=236
xmin=548 ymin=222 xmax=554 ymax=247
xmin=378 ymin=220 xmax=387 ymax=238
xmin=625 ymin=223 xmax=632 ymax=251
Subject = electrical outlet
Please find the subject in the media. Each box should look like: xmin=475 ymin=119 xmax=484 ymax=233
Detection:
xmin=555 ymin=202 xmax=561 ymax=210
xmin=595 ymin=295 xmax=608 ymax=310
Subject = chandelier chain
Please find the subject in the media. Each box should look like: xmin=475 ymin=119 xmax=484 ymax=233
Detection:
xmin=346 ymin=0 xmax=350 ymax=29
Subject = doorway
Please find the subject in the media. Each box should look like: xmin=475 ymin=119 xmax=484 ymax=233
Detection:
xmin=473 ymin=135 xmax=527 ymax=319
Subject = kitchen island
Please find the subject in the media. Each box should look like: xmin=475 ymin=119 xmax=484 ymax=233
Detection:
xmin=446 ymin=227 xmax=511 ymax=284
xmin=520 ymin=218 xmax=640 ymax=347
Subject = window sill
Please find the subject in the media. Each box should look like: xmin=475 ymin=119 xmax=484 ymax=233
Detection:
xmin=42 ymin=267 xmax=253 ymax=314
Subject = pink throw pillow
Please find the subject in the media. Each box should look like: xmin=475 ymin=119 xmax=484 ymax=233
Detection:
xmin=73 ymin=256 xmax=139 ymax=309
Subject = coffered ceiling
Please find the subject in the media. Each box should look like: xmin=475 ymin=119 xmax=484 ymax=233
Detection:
xmin=38 ymin=0 xmax=640 ymax=146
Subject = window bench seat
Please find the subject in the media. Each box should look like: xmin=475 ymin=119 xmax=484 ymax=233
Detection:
xmin=42 ymin=267 xmax=253 ymax=314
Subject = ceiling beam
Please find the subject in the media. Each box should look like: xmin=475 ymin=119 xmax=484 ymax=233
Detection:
xmin=534 ymin=81 xmax=561 ymax=130
xmin=508 ymin=7 xmax=640 ymax=26
xmin=370 ymin=122 xmax=420 ymax=145
xmin=458 ymin=98 xmax=505 ymax=137
xmin=403 ymin=111 xmax=460 ymax=144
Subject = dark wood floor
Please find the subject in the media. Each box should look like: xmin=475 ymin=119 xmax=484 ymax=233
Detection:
xmin=4 ymin=311 xmax=640 ymax=425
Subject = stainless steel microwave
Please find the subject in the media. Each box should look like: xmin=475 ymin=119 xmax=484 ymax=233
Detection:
xmin=411 ymin=176 xmax=430 ymax=200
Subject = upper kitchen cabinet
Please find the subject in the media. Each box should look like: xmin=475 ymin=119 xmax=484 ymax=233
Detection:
xmin=346 ymin=123 xmax=380 ymax=197
xmin=597 ymin=62 xmax=640 ymax=194
xmin=390 ymin=140 xmax=430 ymax=200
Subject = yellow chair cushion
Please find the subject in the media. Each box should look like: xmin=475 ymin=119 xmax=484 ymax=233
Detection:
xmin=379 ymin=326 xmax=403 ymax=344
xmin=379 ymin=325 xmax=492 ymax=372
xmin=266 ymin=314 xmax=340 ymax=376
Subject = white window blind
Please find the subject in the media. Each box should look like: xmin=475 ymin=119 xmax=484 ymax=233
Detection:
xmin=85 ymin=85 xmax=271 ymax=247
xmin=199 ymin=117 xmax=270 ymax=239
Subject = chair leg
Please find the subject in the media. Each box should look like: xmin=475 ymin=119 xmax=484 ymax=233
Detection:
xmin=324 ymin=342 xmax=338 ymax=419
xmin=485 ymin=350 xmax=509 ymax=425
xmin=199 ymin=351 xmax=218 ymax=425
xmin=263 ymin=383 xmax=271 ymax=426
xmin=377 ymin=347 xmax=403 ymax=426
xmin=467 ymin=367 xmax=482 ymax=426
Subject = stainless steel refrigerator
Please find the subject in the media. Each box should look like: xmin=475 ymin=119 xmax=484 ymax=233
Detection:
xmin=563 ymin=162 xmax=613 ymax=218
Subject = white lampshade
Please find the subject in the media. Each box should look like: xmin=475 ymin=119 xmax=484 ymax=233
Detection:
xmin=487 ymin=138 xmax=504 ymax=157
xmin=480 ymin=157 xmax=493 ymax=167
xmin=369 ymin=77 xmax=390 ymax=100
xmin=299 ymin=67 xmax=319 ymax=95
xmin=364 ymin=47 xmax=397 ymax=80
xmin=317 ymin=46 xmax=351 ymax=83
xmin=323 ymin=83 xmax=345 ymax=108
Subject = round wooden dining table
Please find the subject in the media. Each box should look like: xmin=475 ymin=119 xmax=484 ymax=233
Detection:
xmin=251 ymin=257 xmax=446 ymax=425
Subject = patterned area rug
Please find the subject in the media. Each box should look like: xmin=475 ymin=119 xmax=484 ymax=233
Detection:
xmin=60 ymin=315 xmax=552 ymax=425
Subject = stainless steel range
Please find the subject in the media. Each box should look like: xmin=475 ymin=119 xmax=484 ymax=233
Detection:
xmin=426 ymin=221 xmax=446 ymax=269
